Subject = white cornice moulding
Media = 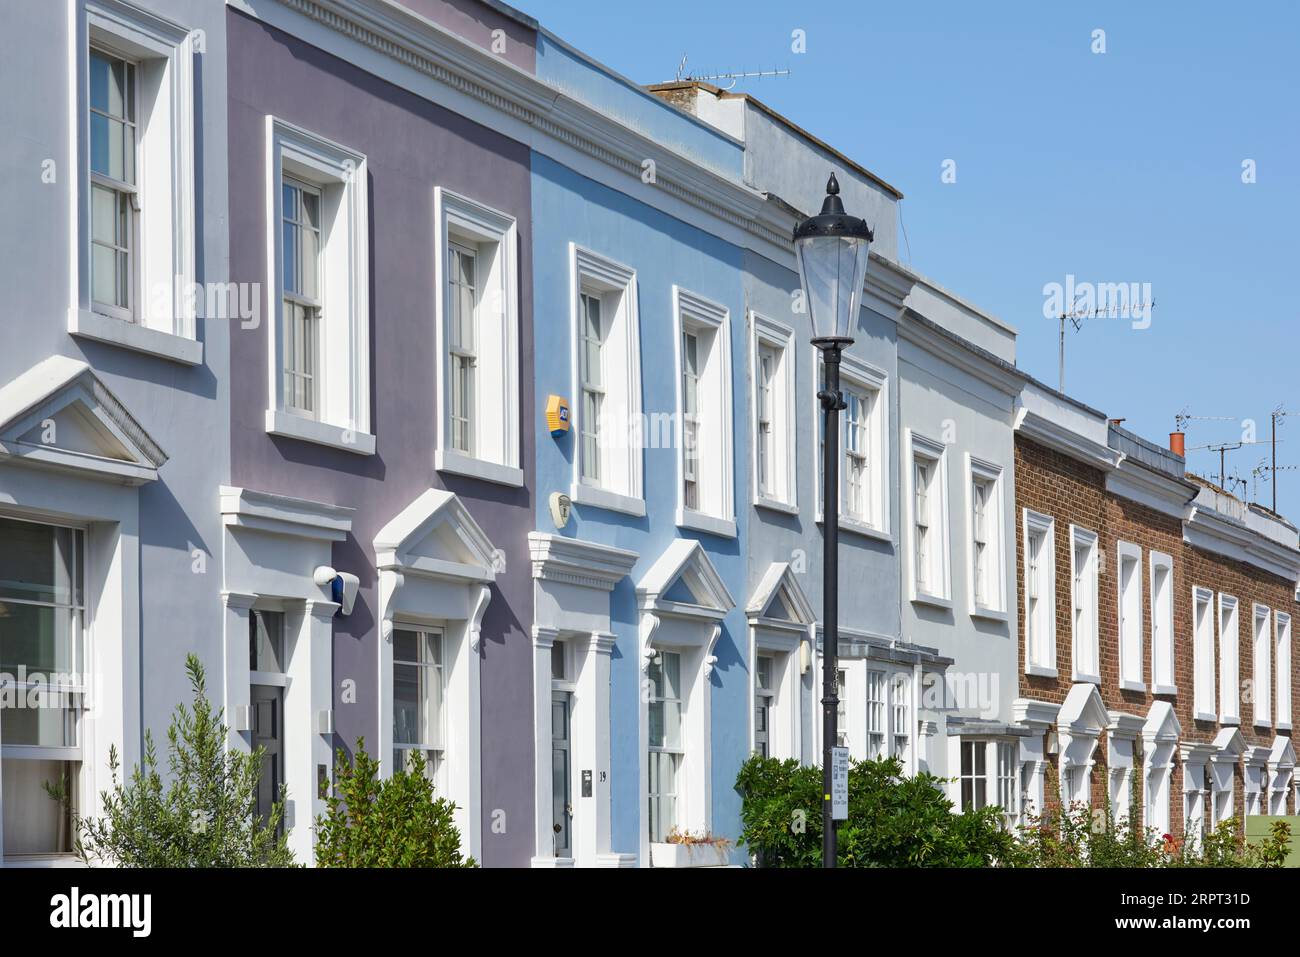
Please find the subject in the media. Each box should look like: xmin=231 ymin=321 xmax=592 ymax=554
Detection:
xmin=527 ymin=532 xmax=638 ymax=591
xmin=1184 ymin=503 xmax=1300 ymax=581
xmin=1014 ymin=408 xmax=1123 ymax=471
xmin=1105 ymin=457 xmax=1196 ymax=519
xmin=899 ymin=316 xmax=1024 ymax=398
xmin=220 ymin=485 xmax=355 ymax=541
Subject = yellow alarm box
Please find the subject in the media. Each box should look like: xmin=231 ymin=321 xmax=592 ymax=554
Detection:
xmin=546 ymin=394 xmax=571 ymax=435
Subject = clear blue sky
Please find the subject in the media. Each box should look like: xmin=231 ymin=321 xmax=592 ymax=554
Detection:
xmin=523 ymin=0 xmax=1300 ymax=512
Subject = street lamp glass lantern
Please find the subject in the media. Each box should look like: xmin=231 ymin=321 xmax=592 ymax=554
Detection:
xmin=793 ymin=173 xmax=874 ymax=344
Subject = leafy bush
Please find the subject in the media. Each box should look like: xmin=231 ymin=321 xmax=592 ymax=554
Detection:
xmin=314 ymin=742 xmax=476 ymax=867
xmin=1004 ymin=800 xmax=1163 ymax=868
xmin=62 ymin=654 xmax=295 ymax=867
xmin=738 ymin=754 xmax=1292 ymax=869
xmin=1005 ymin=802 xmax=1291 ymax=869
xmin=736 ymin=754 xmax=1014 ymax=867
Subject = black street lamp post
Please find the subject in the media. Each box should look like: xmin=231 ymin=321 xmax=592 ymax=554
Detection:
xmin=793 ymin=173 xmax=873 ymax=869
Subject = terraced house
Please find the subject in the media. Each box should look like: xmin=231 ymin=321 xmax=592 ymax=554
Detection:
xmin=1010 ymin=379 xmax=1300 ymax=839
xmin=1 ymin=0 xmax=1296 ymax=871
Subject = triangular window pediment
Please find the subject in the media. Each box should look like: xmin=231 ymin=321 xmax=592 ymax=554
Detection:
xmin=1059 ymin=682 xmax=1108 ymax=732
xmin=637 ymin=539 xmax=735 ymax=617
xmin=16 ymin=396 xmax=135 ymax=461
xmin=746 ymin=562 xmax=815 ymax=626
xmin=1142 ymin=700 xmax=1181 ymax=743
xmin=373 ymin=488 xmax=497 ymax=582
xmin=0 ymin=356 xmax=166 ymax=483
xmin=1270 ymin=735 xmax=1296 ymax=769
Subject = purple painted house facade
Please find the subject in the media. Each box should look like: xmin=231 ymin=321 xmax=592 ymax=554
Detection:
xmin=222 ymin=3 xmax=537 ymax=866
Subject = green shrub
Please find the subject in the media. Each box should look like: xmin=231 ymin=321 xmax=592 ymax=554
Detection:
xmin=1006 ymin=803 xmax=1291 ymax=868
xmin=738 ymin=754 xmax=1291 ymax=869
xmin=314 ymin=742 xmax=476 ymax=867
xmin=62 ymin=654 xmax=295 ymax=867
xmin=736 ymin=754 xmax=1014 ymax=867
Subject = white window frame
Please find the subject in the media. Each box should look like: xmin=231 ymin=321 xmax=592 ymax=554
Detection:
xmin=673 ymin=287 xmax=734 ymax=538
xmin=264 ymin=116 xmax=372 ymax=455
xmin=1116 ymin=541 xmax=1144 ymax=691
xmin=0 ymin=517 xmax=88 ymax=861
xmin=1254 ymin=603 xmax=1272 ymax=728
xmin=890 ymin=671 xmax=911 ymax=764
xmin=1276 ymin=611 xmax=1292 ymax=731
xmin=1107 ymin=731 xmax=1137 ymax=826
xmin=752 ymin=653 xmax=775 ymax=758
xmin=958 ymin=739 xmax=988 ymax=811
xmin=966 ymin=457 xmax=1006 ymax=619
xmin=954 ymin=738 xmax=1021 ymax=827
xmin=647 ymin=648 xmax=685 ymax=843
xmin=816 ymin=352 xmax=889 ymax=538
xmin=865 ymin=668 xmax=887 ymax=759
xmin=391 ymin=626 xmax=447 ymax=781
xmin=1022 ymin=509 xmax=1057 ymax=677
xmin=1069 ymin=526 xmax=1100 ymax=683
xmin=1145 ymin=763 xmax=1172 ymax=837
xmin=69 ymin=0 xmax=199 ymax=365
xmin=1183 ymin=761 xmax=1208 ymax=847
xmin=1149 ymin=551 xmax=1176 ymax=695
xmin=1219 ymin=594 xmax=1240 ymax=724
xmin=827 ymin=657 xmax=914 ymax=772
xmin=1244 ymin=761 xmax=1265 ymax=817
xmin=568 ymin=245 xmax=643 ymax=517
xmin=750 ymin=313 xmax=796 ymax=512
xmin=1192 ymin=586 xmax=1216 ymax=721
xmin=433 ymin=188 xmax=521 ymax=486
xmin=907 ymin=431 xmax=950 ymax=605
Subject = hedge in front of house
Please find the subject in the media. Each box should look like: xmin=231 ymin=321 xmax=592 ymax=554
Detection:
xmin=736 ymin=754 xmax=1014 ymax=867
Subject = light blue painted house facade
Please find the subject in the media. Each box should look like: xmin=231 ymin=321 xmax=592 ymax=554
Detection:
xmin=527 ymin=33 xmax=755 ymax=867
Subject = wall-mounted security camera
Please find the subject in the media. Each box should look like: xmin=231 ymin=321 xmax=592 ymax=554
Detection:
xmin=313 ymin=566 xmax=360 ymax=616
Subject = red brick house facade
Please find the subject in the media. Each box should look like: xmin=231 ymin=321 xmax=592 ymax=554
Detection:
xmin=1011 ymin=381 xmax=1300 ymax=844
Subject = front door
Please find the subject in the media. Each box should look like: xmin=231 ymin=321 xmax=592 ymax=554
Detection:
xmin=552 ymin=690 xmax=572 ymax=857
xmin=252 ymin=683 xmax=284 ymax=832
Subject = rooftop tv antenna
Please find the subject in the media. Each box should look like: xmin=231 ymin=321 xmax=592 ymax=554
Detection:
xmin=1174 ymin=408 xmax=1236 ymax=434
xmin=1055 ymin=291 xmax=1155 ymax=391
xmin=1250 ymin=454 xmax=1300 ymax=508
xmin=1224 ymin=469 xmax=1249 ymax=500
xmin=1269 ymin=405 xmax=1291 ymax=512
xmin=1185 ymin=439 xmax=1274 ymax=489
xmin=667 ymin=54 xmax=790 ymax=89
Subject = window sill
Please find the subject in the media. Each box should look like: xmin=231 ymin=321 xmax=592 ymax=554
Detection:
xmin=754 ymin=495 xmax=798 ymax=516
xmin=1152 ymin=684 xmax=1179 ymax=696
xmin=1072 ymin=672 xmax=1102 ymax=685
xmin=816 ymin=513 xmax=892 ymax=542
xmin=1193 ymin=710 xmax=1218 ymax=723
xmin=677 ymin=509 xmax=737 ymax=539
xmin=910 ymin=591 xmax=952 ymax=611
xmin=569 ymin=483 xmax=646 ymax=517
xmin=68 ymin=308 xmax=202 ymax=366
xmin=265 ymin=409 xmax=376 ymax=456
xmin=970 ymin=605 xmax=1008 ymax=623
xmin=436 ymin=449 xmax=523 ymax=487
xmin=1278 ymin=720 xmax=1293 ymax=731
xmin=1219 ymin=714 xmax=1240 ymax=726
xmin=1025 ymin=664 xmax=1058 ymax=679
xmin=1119 ymin=679 xmax=1146 ymax=693
xmin=2 ymin=854 xmax=85 ymax=868
xmin=1253 ymin=719 xmax=1274 ymax=730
